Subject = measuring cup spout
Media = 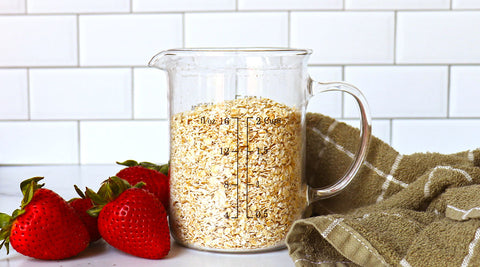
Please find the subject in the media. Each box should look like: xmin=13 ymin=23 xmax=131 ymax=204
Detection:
xmin=148 ymin=50 xmax=170 ymax=70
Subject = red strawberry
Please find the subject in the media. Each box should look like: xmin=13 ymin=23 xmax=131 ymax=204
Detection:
xmin=68 ymin=185 xmax=101 ymax=243
xmin=116 ymin=160 xmax=169 ymax=209
xmin=87 ymin=176 xmax=170 ymax=259
xmin=0 ymin=177 xmax=90 ymax=260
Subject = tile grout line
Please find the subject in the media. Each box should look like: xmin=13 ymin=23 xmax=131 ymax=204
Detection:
xmin=5 ymin=8 xmax=480 ymax=16
xmin=341 ymin=66 xmax=345 ymax=119
xmin=131 ymin=67 xmax=135 ymax=120
xmin=182 ymin=12 xmax=186 ymax=48
xmin=4 ymin=117 xmax=480 ymax=122
xmin=447 ymin=65 xmax=451 ymax=118
xmin=76 ymin=14 xmax=80 ymax=67
xmin=393 ymin=11 xmax=397 ymax=64
xmin=77 ymin=120 xmax=81 ymax=164
xmin=26 ymin=68 xmax=31 ymax=120
xmin=2 ymin=64 xmax=480 ymax=69
xmin=389 ymin=118 xmax=393 ymax=145
xmin=287 ymin=11 xmax=291 ymax=47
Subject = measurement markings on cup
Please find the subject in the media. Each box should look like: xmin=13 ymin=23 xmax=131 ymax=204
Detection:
xmin=215 ymin=115 xmax=278 ymax=220
xmin=231 ymin=117 xmax=240 ymax=219
xmin=246 ymin=117 xmax=254 ymax=219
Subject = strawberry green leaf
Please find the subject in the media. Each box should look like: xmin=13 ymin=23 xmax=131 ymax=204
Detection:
xmin=11 ymin=209 xmax=25 ymax=219
xmin=0 ymin=230 xmax=7 ymax=240
xmin=19 ymin=177 xmax=45 ymax=209
xmin=85 ymin=187 xmax=107 ymax=206
xmin=21 ymin=181 xmax=36 ymax=209
xmin=86 ymin=206 xmax=103 ymax=218
xmin=87 ymin=176 xmax=139 ymax=218
xmin=139 ymin=161 xmax=166 ymax=173
xmin=116 ymin=160 xmax=139 ymax=167
xmin=98 ymin=182 xmax=114 ymax=202
xmin=19 ymin=177 xmax=44 ymax=196
xmin=0 ymin=239 xmax=9 ymax=254
xmin=0 ymin=213 xmax=11 ymax=229
xmin=158 ymin=162 xmax=169 ymax=176
xmin=74 ymin=185 xmax=86 ymax=199
xmin=4 ymin=238 xmax=9 ymax=254
xmin=109 ymin=176 xmax=132 ymax=193
xmin=1 ymin=177 xmax=46 ymax=256
xmin=0 ymin=217 xmax=11 ymax=254
xmin=139 ymin=161 xmax=158 ymax=170
xmin=133 ymin=182 xmax=146 ymax=189
xmin=117 ymin=159 xmax=169 ymax=174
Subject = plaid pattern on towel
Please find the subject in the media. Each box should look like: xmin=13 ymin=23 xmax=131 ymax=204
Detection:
xmin=286 ymin=113 xmax=480 ymax=267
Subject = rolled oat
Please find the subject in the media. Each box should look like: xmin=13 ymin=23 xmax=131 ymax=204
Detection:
xmin=169 ymin=97 xmax=307 ymax=251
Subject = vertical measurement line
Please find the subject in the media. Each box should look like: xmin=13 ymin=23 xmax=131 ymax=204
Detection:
xmin=236 ymin=117 xmax=239 ymax=219
xmin=232 ymin=117 xmax=240 ymax=219
xmin=246 ymin=117 xmax=253 ymax=218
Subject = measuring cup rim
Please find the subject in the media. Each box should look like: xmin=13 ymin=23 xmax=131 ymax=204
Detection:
xmin=160 ymin=47 xmax=312 ymax=56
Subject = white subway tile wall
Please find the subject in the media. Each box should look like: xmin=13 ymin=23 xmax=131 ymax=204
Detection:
xmin=133 ymin=68 xmax=168 ymax=119
xmin=133 ymin=0 xmax=236 ymax=12
xmin=290 ymin=12 xmax=395 ymax=64
xmin=185 ymin=12 xmax=288 ymax=47
xmin=392 ymin=120 xmax=480 ymax=154
xmin=79 ymin=14 xmax=183 ymax=66
xmin=0 ymin=1 xmax=479 ymax=164
xmin=344 ymin=66 xmax=448 ymax=118
xmin=450 ymin=66 xmax=480 ymax=117
xmin=80 ymin=121 xmax=169 ymax=164
xmin=307 ymin=67 xmax=343 ymax=118
xmin=397 ymin=12 xmax=480 ymax=64
xmin=0 ymin=0 xmax=25 ymax=13
xmin=29 ymin=68 xmax=132 ymax=119
xmin=27 ymin=0 xmax=131 ymax=14
xmin=0 ymin=15 xmax=77 ymax=67
xmin=452 ymin=0 xmax=480 ymax=9
xmin=345 ymin=0 xmax=450 ymax=10
xmin=238 ymin=0 xmax=342 ymax=10
xmin=0 ymin=69 xmax=28 ymax=119
xmin=0 ymin=122 xmax=78 ymax=164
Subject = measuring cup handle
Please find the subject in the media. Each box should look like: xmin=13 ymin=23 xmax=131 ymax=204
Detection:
xmin=307 ymin=79 xmax=372 ymax=204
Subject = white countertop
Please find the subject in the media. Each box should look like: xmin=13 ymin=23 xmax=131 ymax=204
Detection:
xmin=0 ymin=165 xmax=293 ymax=267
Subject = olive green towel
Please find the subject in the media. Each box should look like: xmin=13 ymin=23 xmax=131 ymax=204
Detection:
xmin=286 ymin=113 xmax=480 ymax=267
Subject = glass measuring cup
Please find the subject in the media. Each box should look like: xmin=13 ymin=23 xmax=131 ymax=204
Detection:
xmin=149 ymin=48 xmax=371 ymax=252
